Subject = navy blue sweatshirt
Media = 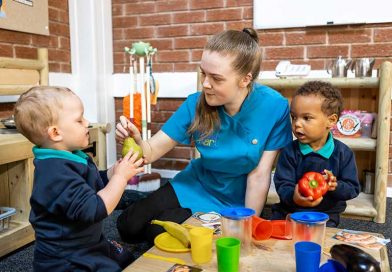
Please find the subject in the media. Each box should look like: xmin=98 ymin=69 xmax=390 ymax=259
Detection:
xmin=273 ymin=138 xmax=360 ymax=216
xmin=30 ymin=147 xmax=109 ymax=256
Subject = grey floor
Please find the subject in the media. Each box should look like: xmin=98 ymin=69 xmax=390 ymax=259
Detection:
xmin=1 ymin=193 xmax=391 ymax=272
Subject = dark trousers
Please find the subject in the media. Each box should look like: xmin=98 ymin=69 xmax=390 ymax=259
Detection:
xmin=117 ymin=183 xmax=192 ymax=244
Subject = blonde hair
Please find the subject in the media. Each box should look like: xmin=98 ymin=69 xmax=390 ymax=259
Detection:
xmin=14 ymin=86 xmax=76 ymax=146
xmin=188 ymin=28 xmax=261 ymax=139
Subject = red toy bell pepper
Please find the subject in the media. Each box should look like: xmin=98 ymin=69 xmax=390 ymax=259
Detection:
xmin=298 ymin=172 xmax=329 ymax=200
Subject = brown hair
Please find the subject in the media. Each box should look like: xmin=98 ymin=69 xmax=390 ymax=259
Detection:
xmin=294 ymin=81 xmax=343 ymax=116
xmin=14 ymin=86 xmax=76 ymax=146
xmin=188 ymin=28 xmax=261 ymax=139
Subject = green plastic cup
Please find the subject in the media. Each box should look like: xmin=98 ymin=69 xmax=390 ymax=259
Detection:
xmin=216 ymin=237 xmax=241 ymax=272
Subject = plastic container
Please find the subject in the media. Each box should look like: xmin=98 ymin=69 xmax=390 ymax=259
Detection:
xmin=0 ymin=207 xmax=16 ymax=232
xmin=220 ymin=207 xmax=255 ymax=256
xmin=288 ymin=212 xmax=329 ymax=251
xmin=360 ymin=113 xmax=373 ymax=138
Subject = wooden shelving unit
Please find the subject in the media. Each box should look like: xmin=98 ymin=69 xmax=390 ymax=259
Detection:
xmin=259 ymin=61 xmax=392 ymax=223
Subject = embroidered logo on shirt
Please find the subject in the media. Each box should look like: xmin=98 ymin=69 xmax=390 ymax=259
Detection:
xmin=196 ymin=134 xmax=218 ymax=148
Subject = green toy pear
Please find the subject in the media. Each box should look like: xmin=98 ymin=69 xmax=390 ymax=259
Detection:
xmin=122 ymin=137 xmax=143 ymax=160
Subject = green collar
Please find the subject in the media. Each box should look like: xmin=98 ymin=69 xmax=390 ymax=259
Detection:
xmin=32 ymin=146 xmax=89 ymax=165
xmin=299 ymin=133 xmax=334 ymax=159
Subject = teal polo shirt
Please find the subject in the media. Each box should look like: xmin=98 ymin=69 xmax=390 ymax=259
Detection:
xmin=298 ymin=133 xmax=334 ymax=159
xmin=162 ymin=83 xmax=292 ymax=213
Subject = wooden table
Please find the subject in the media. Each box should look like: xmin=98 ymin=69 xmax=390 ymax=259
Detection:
xmin=124 ymin=217 xmax=390 ymax=272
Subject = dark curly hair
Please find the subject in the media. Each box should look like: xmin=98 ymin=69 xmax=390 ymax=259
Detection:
xmin=294 ymin=81 xmax=343 ymax=117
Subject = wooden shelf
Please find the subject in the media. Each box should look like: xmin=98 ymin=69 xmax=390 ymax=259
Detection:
xmin=0 ymin=221 xmax=34 ymax=257
xmin=335 ymin=137 xmax=376 ymax=151
xmin=258 ymin=77 xmax=379 ymax=89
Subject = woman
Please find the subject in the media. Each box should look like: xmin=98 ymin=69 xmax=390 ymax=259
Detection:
xmin=116 ymin=28 xmax=292 ymax=243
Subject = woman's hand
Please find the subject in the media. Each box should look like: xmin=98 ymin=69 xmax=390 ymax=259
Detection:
xmin=115 ymin=116 xmax=142 ymax=144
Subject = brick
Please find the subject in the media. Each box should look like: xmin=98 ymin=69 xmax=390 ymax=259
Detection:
xmin=352 ymin=44 xmax=392 ymax=57
xmin=151 ymin=111 xmax=175 ymax=123
xmin=148 ymin=39 xmax=173 ymax=50
xmin=260 ymin=60 xmax=279 ymax=72
xmin=59 ymin=37 xmax=70 ymax=50
xmin=31 ymin=35 xmax=51 ymax=47
xmin=58 ymin=10 xmax=69 ymax=24
xmin=112 ymin=16 xmax=137 ymax=28
xmin=113 ymin=40 xmax=130 ymax=53
xmin=112 ymin=4 xmax=124 ymax=16
xmin=388 ymin=174 xmax=392 ymax=188
xmin=114 ymin=52 xmax=126 ymax=64
xmin=152 ymin=63 xmax=174 ymax=72
xmin=190 ymin=0 xmax=224 ymax=10
xmin=113 ymin=28 xmax=124 ymax=41
xmin=307 ymin=45 xmax=349 ymax=58
xmin=0 ymin=44 xmax=13 ymax=57
xmin=374 ymin=28 xmax=392 ymax=42
xmin=191 ymin=49 xmax=203 ymax=61
xmin=306 ymin=59 xmax=326 ymax=70
xmin=124 ymin=27 xmax=155 ymax=39
xmin=50 ymin=22 xmax=70 ymax=37
xmin=259 ymin=32 xmax=284 ymax=46
xmin=264 ymin=46 xmax=304 ymax=60
xmin=124 ymin=3 xmax=155 ymax=15
xmin=175 ymin=37 xmax=207 ymax=49
xmin=114 ymin=64 xmax=126 ymax=73
xmin=328 ymin=29 xmax=372 ymax=44
xmin=49 ymin=7 xmax=60 ymax=22
xmin=225 ymin=21 xmax=252 ymax=31
xmin=48 ymin=49 xmax=70 ymax=63
xmin=140 ymin=14 xmax=171 ymax=26
xmin=0 ymin=30 xmax=31 ymax=44
xmin=174 ymin=63 xmax=199 ymax=72
xmin=14 ymin=46 xmax=38 ymax=59
xmin=49 ymin=0 xmax=68 ymax=10
xmin=226 ymin=0 xmax=252 ymax=6
xmin=60 ymin=63 xmax=71 ymax=73
xmin=157 ymin=25 xmax=189 ymax=38
xmin=173 ymin=11 xmax=205 ymax=24
xmin=156 ymin=0 xmax=188 ymax=12
xmin=286 ymin=31 xmax=326 ymax=45
xmin=243 ymin=6 xmax=252 ymax=20
xmin=157 ymin=50 xmax=189 ymax=63
xmin=206 ymin=8 xmax=242 ymax=22
xmin=49 ymin=62 xmax=61 ymax=72
xmin=191 ymin=23 xmax=224 ymax=36
xmin=158 ymin=99 xmax=184 ymax=111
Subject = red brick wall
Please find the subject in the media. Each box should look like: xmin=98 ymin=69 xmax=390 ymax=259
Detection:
xmin=0 ymin=0 xmax=71 ymax=119
xmin=112 ymin=0 xmax=392 ymax=182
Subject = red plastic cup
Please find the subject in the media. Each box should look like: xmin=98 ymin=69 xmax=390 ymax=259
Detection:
xmin=252 ymin=215 xmax=273 ymax=240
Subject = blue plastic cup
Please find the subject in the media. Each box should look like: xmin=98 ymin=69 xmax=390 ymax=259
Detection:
xmin=295 ymin=241 xmax=321 ymax=272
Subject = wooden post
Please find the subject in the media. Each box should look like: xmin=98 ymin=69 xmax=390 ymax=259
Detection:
xmin=374 ymin=61 xmax=392 ymax=223
xmin=38 ymin=48 xmax=48 ymax=85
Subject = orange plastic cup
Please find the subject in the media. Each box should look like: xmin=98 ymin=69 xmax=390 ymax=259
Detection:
xmin=252 ymin=215 xmax=273 ymax=240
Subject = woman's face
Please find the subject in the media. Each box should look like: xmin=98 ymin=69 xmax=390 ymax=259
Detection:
xmin=200 ymin=50 xmax=249 ymax=115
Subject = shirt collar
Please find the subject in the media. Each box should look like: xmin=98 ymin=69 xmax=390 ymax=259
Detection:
xmin=299 ymin=133 xmax=334 ymax=159
xmin=33 ymin=146 xmax=88 ymax=165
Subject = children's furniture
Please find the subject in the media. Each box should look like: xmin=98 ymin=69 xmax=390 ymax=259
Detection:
xmin=0 ymin=49 xmax=109 ymax=256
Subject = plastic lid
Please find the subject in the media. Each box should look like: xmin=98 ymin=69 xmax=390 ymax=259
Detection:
xmin=318 ymin=260 xmax=347 ymax=272
xmin=220 ymin=207 xmax=255 ymax=220
xmin=290 ymin=212 xmax=329 ymax=224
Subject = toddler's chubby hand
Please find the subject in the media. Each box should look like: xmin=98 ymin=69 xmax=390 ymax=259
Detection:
xmin=113 ymin=149 xmax=144 ymax=182
xmin=323 ymin=169 xmax=337 ymax=191
xmin=293 ymin=185 xmax=323 ymax=207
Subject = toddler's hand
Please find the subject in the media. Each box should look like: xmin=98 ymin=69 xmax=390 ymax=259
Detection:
xmin=324 ymin=169 xmax=337 ymax=191
xmin=113 ymin=149 xmax=144 ymax=182
xmin=293 ymin=185 xmax=323 ymax=207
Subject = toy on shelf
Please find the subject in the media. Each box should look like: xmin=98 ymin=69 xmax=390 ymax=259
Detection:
xmin=123 ymin=41 xmax=161 ymax=192
xmin=332 ymin=110 xmax=375 ymax=138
